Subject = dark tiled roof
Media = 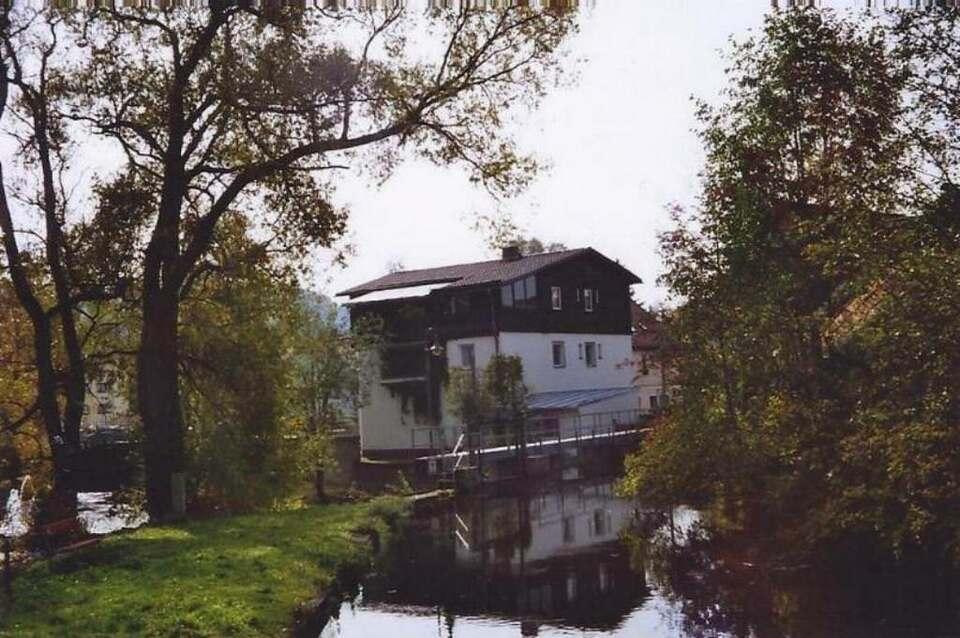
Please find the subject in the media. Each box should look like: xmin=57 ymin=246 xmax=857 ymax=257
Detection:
xmin=338 ymin=247 xmax=639 ymax=298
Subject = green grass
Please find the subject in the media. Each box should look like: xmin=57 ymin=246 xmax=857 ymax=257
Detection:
xmin=0 ymin=499 xmax=407 ymax=637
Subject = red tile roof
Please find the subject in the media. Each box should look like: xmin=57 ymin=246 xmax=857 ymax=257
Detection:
xmin=632 ymin=303 xmax=662 ymax=351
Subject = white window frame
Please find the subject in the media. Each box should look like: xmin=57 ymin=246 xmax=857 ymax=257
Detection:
xmin=584 ymin=288 xmax=594 ymax=312
xmin=552 ymin=341 xmax=566 ymax=368
xmin=551 ymin=286 xmax=562 ymax=310
xmin=459 ymin=343 xmax=476 ymax=370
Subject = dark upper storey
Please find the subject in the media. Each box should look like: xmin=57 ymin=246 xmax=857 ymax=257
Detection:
xmin=338 ymin=247 xmax=641 ymax=343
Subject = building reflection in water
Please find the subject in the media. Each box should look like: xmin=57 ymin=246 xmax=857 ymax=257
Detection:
xmin=361 ymin=479 xmax=649 ymax=634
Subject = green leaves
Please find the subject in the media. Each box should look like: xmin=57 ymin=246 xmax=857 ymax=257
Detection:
xmin=624 ymin=10 xmax=960 ymax=560
xmin=445 ymin=353 xmax=527 ymax=429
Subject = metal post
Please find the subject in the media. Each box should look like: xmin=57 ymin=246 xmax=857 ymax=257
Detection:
xmin=477 ymin=431 xmax=484 ymax=486
xmin=3 ymin=536 xmax=12 ymax=601
xmin=519 ymin=416 xmax=527 ymax=479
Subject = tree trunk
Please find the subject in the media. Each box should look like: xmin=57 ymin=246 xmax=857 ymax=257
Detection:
xmin=0 ymin=164 xmax=66 ymax=460
xmin=137 ymin=288 xmax=186 ymax=521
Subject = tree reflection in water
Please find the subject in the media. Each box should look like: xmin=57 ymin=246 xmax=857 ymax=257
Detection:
xmin=319 ymin=483 xmax=960 ymax=637
xmin=625 ymin=507 xmax=960 ymax=638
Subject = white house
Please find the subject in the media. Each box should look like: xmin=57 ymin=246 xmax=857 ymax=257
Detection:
xmin=338 ymin=246 xmax=644 ymax=460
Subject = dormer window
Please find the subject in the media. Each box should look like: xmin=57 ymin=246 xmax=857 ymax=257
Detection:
xmin=551 ymin=286 xmax=562 ymax=310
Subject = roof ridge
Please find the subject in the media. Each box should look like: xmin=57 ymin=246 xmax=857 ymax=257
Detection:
xmin=336 ymin=247 xmax=646 ymax=299
xmin=337 ymin=247 xmax=592 ymax=297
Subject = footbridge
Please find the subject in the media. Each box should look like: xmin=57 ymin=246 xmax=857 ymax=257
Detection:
xmin=410 ymin=409 xmax=653 ymax=489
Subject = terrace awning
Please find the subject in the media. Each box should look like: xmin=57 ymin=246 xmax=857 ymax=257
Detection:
xmin=526 ymin=387 xmax=636 ymax=411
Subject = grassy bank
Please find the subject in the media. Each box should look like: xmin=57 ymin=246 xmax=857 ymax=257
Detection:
xmin=0 ymin=498 xmax=407 ymax=636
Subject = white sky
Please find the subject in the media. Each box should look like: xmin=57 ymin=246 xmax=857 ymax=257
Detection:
xmin=321 ymin=1 xmax=774 ymax=306
xmin=2 ymin=1 xmax=880 ymax=308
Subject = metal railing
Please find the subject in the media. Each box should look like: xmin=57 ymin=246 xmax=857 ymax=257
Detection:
xmin=410 ymin=407 xmax=650 ymax=454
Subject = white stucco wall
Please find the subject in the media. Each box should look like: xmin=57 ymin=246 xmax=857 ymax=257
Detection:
xmin=448 ymin=332 xmax=634 ymax=394
xmin=439 ymin=332 xmax=635 ymax=428
xmin=499 ymin=332 xmax=635 ymax=393
xmin=633 ymin=352 xmax=679 ymax=411
xmin=357 ymin=351 xmax=436 ymax=453
xmin=359 ymin=332 xmax=638 ymax=453
xmin=446 ymin=336 xmax=498 ymax=373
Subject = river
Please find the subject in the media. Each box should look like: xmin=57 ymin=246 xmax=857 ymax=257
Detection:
xmin=317 ymin=477 xmax=960 ymax=638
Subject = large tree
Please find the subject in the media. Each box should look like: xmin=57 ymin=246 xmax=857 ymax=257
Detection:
xmin=618 ymin=10 xmax=960 ymax=557
xmin=64 ymin=3 xmax=573 ymax=519
xmin=0 ymin=7 xmax=136 ymax=489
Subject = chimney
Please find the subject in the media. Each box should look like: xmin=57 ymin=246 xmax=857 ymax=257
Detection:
xmin=502 ymin=245 xmax=522 ymax=261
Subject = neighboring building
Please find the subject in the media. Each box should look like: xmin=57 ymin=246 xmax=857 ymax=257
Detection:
xmin=81 ymin=364 xmax=136 ymax=434
xmin=337 ymin=246 xmax=643 ymax=460
xmin=631 ymin=303 xmax=675 ymax=412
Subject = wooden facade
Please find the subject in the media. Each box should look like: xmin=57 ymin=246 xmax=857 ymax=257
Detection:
xmin=351 ymin=251 xmax=635 ymax=344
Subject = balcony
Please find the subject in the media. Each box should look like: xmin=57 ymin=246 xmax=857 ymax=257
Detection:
xmin=381 ymin=344 xmax=428 ymax=383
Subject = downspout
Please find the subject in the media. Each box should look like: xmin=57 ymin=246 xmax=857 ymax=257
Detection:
xmin=490 ymin=286 xmax=501 ymax=356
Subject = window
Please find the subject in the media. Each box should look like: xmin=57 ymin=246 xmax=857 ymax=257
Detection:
xmin=650 ymin=395 xmax=659 ymax=410
xmin=593 ymin=509 xmax=609 ymax=536
xmin=584 ymin=288 xmax=594 ymax=312
xmin=552 ymin=341 xmax=566 ymax=368
xmin=459 ymin=344 xmax=476 ymax=370
xmin=513 ymin=279 xmax=525 ymax=304
xmin=551 ymin=286 xmax=562 ymax=310
xmin=504 ymin=276 xmax=538 ymax=308
xmin=449 ymin=296 xmax=458 ymax=315
xmin=97 ymin=381 xmax=111 ymax=393
xmin=584 ymin=342 xmax=597 ymax=367
xmin=598 ymin=343 xmax=603 ymax=360
xmin=525 ymin=276 xmax=537 ymax=300
xmin=562 ymin=516 xmax=576 ymax=543
xmin=97 ymin=403 xmax=111 ymax=415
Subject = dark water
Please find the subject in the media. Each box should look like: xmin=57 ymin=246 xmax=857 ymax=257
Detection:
xmin=319 ymin=478 xmax=960 ymax=638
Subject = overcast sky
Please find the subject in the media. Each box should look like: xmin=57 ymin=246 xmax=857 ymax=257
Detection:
xmin=2 ymin=1 xmax=877 ymax=308
xmin=321 ymin=1 xmax=775 ymax=306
